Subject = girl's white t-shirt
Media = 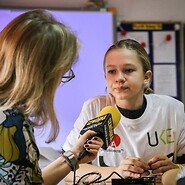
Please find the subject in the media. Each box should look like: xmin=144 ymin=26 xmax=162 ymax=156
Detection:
xmin=63 ymin=94 xmax=185 ymax=166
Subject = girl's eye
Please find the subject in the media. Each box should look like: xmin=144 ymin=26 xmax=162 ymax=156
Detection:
xmin=107 ymin=69 xmax=116 ymax=74
xmin=124 ymin=69 xmax=134 ymax=73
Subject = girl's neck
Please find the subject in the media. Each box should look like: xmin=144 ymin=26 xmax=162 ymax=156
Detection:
xmin=117 ymin=96 xmax=147 ymax=119
xmin=115 ymin=94 xmax=144 ymax=110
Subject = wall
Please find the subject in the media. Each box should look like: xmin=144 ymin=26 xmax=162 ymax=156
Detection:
xmin=1 ymin=0 xmax=185 ymax=22
xmin=108 ymin=0 xmax=185 ymax=22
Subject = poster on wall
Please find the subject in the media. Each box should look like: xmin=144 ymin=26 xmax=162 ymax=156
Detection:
xmin=153 ymin=65 xmax=177 ymax=97
xmin=153 ymin=31 xmax=176 ymax=63
xmin=117 ymin=29 xmax=150 ymax=53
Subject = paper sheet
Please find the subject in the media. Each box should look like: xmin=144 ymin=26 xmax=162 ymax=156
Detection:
xmin=153 ymin=65 xmax=177 ymax=97
xmin=153 ymin=31 xmax=176 ymax=63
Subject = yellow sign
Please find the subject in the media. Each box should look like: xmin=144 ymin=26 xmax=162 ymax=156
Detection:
xmin=133 ymin=23 xmax=163 ymax=30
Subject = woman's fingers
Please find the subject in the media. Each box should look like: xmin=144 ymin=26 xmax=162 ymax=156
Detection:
xmin=84 ymin=136 xmax=103 ymax=152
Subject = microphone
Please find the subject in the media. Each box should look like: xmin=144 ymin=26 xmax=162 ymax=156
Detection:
xmin=78 ymin=106 xmax=121 ymax=160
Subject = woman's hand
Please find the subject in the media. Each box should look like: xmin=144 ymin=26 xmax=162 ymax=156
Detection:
xmin=115 ymin=156 xmax=150 ymax=179
xmin=71 ymin=130 xmax=103 ymax=164
xmin=148 ymin=155 xmax=178 ymax=174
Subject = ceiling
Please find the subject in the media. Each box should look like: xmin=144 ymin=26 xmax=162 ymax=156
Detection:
xmin=0 ymin=0 xmax=89 ymax=9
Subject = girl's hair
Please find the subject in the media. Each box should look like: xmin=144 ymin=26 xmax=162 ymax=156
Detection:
xmin=103 ymin=39 xmax=153 ymax=94
xmin=0 ymin=9 xmax=79 ymax=142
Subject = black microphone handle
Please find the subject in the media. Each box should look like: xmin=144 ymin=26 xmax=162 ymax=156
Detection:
xmin=77 ymin=146 xmax=89 ymax=161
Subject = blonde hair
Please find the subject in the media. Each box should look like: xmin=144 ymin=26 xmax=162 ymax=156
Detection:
xmin=103 ymin=39 xmax=153 ymax=94
xmin=0 ymin=9 xmax=79 ymax=142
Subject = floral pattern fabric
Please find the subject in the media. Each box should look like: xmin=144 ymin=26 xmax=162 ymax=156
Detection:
xmin=0 ymin=108 xmax=43 ymax=184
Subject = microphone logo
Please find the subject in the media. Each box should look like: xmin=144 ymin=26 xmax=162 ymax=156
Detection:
xmin=80 ymin=113 xmax=114 ymax=150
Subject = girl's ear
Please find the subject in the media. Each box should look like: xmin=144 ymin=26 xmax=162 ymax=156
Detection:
xmin=144 ymin=70 xmax=152 ymax=85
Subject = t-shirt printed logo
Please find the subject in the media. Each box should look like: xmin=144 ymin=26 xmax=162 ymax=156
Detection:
xmin=110 ymin=134 xmax=121 ymax=148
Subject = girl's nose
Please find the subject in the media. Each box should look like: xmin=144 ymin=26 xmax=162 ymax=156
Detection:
xmin=116 ymin=72 xmax=126 ymax=82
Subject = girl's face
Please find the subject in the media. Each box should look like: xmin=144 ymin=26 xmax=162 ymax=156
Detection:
xmin=104 ymin=48 xmax=151 ymax=108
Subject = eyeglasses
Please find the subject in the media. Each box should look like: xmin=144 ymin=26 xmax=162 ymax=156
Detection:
xmin=61 ymin=69 xmax=75 ymax=83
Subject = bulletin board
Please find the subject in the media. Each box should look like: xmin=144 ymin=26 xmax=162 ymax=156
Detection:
xmin=117 ymin=22 xmax=182 ymax=101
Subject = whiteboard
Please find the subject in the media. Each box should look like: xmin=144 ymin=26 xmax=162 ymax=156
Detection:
xmin=0 ymin=9 xmax=114 ymax=150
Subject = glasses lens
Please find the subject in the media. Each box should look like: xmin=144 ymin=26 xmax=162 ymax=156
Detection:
xmin=61 ymin=69 xmax=75 ymax=83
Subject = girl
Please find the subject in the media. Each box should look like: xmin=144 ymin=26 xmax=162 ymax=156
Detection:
xmin=63 ymin=39 xmax=185 ymax=184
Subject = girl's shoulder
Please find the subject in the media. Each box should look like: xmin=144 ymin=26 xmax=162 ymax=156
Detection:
xmin=84 ymin=94 xmax=114 ymax=107
xmin=81 ymin=94 xmax=115 ymax=115
xmin=145 ymin=93 xmax=184 ymax=109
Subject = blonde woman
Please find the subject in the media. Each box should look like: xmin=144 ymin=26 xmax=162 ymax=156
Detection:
xmin=0 ymin=9 xmax=103 ymax=185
